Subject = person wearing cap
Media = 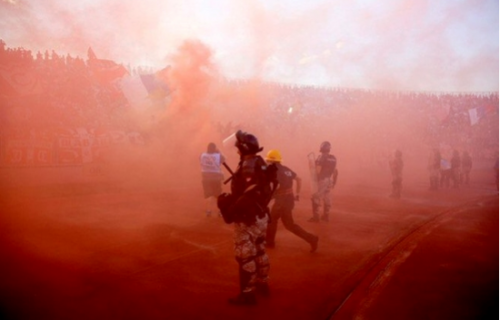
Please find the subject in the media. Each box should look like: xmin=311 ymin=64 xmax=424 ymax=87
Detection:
xmin=200 ymin=142 xmax=225 ymax=217
xmin=217 ymin=130 xmax=278 ymax=305
xmin=309 ymin=141 xmax=338 ymax=222
xmin=265 ymin=149 xmax=319 ymax=253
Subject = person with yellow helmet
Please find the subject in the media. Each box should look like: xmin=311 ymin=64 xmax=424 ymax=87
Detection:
xmin=265 ymin=149 xmax=319 ymax=253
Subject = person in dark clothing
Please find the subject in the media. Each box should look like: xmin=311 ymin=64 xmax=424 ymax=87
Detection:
xmin=450 ymin=149 xmax=461 ymax=188
xmin=264 ymin=149 xmax=319 ymax=253
xmin=309 ymin=141 xmax=338 ymax=222
xmin=461 ymin=151 xmax=472 ymax=185
xmin=217 ymin=130 xmax=277 ymax=305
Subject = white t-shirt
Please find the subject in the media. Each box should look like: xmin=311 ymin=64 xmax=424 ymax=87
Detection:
xmin=200 ymin=152 xmax=222 ymax=174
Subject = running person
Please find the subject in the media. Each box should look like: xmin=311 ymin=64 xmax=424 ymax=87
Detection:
xmin=265 ymin=149 xmax=319 ymax=252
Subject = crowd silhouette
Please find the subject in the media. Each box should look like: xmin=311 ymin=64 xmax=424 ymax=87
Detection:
xmin=0 ymin=41 xmax=498 ymax=168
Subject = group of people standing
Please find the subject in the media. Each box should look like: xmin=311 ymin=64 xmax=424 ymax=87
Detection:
xmin=199 ymin=130 xmax=337 ymax=305
xmin=388 ymin=146 xmax=474 ymax=199
xmin=428 ymin=149 xmax=473 ymax=190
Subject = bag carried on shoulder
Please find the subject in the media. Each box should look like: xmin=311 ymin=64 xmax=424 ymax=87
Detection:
xmin=217 ymin=192 xmax=265 ymax=225
xmin=217 ymin=192 xmax=236 ymax=224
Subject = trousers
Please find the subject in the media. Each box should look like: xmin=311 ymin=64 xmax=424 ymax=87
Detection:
xmin=234 ymin=215 xmax=269 ymax=293
xmin=267 ymin=194 xmax=316 ymax=246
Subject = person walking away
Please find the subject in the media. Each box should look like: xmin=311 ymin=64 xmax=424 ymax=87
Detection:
xmin=200 ymin=142 xmax=225 ymax=217
xmin=264 ymin=149 xmax=319 ymax=253
xmin=389 ymin=149 xmax=404 ymax=199
xmin=461 ymin=151 xmax=472 ymax=186
xmin=309 ymin=141 xmax=337 ymax=222
xmin=217 ymin=130 xmax=278 ymax=305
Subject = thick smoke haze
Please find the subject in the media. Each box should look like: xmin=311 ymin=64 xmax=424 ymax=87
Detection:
xmin=0 ymin=2 xmax=498 ymax=319
xmin=0 ymin=0 xmax=498 ymax=92
xmin=0 ymin=0 xmax=497 ymax=240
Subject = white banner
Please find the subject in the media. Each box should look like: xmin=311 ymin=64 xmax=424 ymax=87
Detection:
xmin=468 ymin=108 xmax=479 ymax=126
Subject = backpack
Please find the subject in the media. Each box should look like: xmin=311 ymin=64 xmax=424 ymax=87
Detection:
xmin=217 ymin=156 xmax=278 ymax=225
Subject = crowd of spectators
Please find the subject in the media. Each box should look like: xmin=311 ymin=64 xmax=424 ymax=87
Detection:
xmin=220 ymin=79 xmax=498 ymax=161
xmin=1 ymin=41 xmax=498 ymax=162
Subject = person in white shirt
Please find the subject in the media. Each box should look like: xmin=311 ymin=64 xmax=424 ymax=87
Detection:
xmin=200 ymin=142 xmax=225 ymax=216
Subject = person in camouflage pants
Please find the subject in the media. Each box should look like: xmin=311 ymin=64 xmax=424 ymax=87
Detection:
xmin=218 ymin=130 xmax=277 ymax=305
xmin=309 ymin=141 xmax=337 ymax=223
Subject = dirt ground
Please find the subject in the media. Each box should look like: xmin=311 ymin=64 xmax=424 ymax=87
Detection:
xmin=0 ymin=163 xmax=498 ymax=320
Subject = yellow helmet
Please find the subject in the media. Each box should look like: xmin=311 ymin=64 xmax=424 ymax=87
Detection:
xmin=266 ymin=149 xmax=282 ymax=162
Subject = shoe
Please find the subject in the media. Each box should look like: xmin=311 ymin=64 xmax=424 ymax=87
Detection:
xmin=320 ymin=215 xmax=329 ymax=222
xmin=308 ymin=217 xmax=320 ymax=223
xmin=228 ymin=292 xmax=257 ymax=305
xmin=310 ymin=236 xmax=319 ymax=253
xmin=256 ymin=282 xmax=270 ymax=296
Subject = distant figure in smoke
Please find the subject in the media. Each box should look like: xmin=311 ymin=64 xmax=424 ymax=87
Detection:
xmin=309 ymin=141 xmax=338 ymax=223
xmin=264 ymin=149 xmax=319 ymax=252
xmin=494 ymin=157 xmax=499 ymax=191
xmin=428 ymin=148 xmax=441 ymax=191
xmin=217 ymin=130 xmax=278 ymax=305
xmin=450 ymin=149 xmax=461 ymax=189
xmin=440 ymin=157 xmax=452 ymax=188
xmin=389 ymin=149 xmax=404 ymax=199
xmin=461 ymin=151 xmax=472 ymax=186
xmin=200 ymin=143 xmax=225 ymax=217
